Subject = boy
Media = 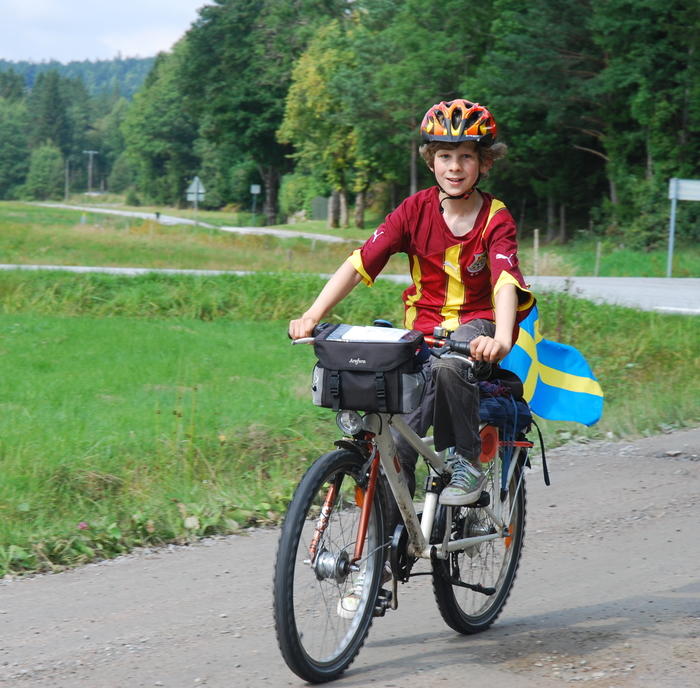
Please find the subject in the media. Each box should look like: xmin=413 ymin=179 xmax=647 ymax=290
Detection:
xmin=289 ymin=99 xmax=534 ymax=506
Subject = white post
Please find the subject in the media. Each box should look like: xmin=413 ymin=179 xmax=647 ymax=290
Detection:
xmin=533 ymin=228 xmax=540 ymax=276
xmin=667 ymin=177 xmax=678 ymax=278
xmin=594 ymin=241 xmax=602 ymax=277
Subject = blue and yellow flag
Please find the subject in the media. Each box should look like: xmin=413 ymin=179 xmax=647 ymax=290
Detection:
xmin=500 ymin=307 xmax=604 ymax=426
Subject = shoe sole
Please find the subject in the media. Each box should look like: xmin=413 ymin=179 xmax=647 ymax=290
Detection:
xmin=439 ymin=480 xmax=486 ymax=506
xmin=439 ymin=491 xmax=482 ymax=506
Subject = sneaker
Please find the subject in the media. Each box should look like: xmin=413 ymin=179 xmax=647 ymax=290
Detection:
xmin=336 ymin=563 xmax=392 ymax=619
xmin=439 ymin=455 xmax=486 ymax=506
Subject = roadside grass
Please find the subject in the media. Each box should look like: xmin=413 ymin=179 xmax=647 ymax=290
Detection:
xmin=6 ymin=201 xmax=700 ymax=278
xmin=0 ymin=202 xmax=417 ymax=276
xmin=0 ymin=314 xmax=331 ymax=576
xmin=44 ymin=198 xmax=700 ymax=277
xmin=518 ymin=238 xmax=700 ymax=278
xmin=0 ymin=202 xmax=374 ymax=274
xmin=0 ymin=270 xmax=698 ymax=577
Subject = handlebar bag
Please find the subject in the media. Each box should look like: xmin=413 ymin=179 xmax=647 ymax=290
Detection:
xmin=311 ymin=324 xmax=426 ymax=414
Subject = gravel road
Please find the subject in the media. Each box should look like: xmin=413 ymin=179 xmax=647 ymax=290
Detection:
xmin=1 ymin=427 xmax=699 ymax=688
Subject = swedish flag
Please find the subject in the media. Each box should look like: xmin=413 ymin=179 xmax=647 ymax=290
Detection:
xmin=500 ymin=306 xmax=604 ymax=426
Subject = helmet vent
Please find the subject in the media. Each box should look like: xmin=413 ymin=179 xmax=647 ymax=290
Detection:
xmin=464 ymin=111 xmax=481 ymax=129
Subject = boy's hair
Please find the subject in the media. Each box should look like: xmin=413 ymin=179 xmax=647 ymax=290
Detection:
xmin=419 ymin=140 xmax=508 ymax=169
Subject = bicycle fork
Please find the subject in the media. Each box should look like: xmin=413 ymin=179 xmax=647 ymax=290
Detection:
xmin=306 ymin=447 xmax=382 ymax=571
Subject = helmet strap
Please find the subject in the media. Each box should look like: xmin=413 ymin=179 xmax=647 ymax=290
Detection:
xmin=437 ymin=171 xmax=481 ymax=212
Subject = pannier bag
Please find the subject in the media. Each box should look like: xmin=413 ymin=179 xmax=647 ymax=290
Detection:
xmin=311 ymin=324 xmax=427 ymax=414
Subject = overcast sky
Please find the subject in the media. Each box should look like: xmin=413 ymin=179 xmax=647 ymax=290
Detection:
xmin=0 ymin=0 xmax=208 ymax=63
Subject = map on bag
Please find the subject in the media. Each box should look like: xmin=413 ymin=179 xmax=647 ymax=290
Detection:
xmin=327 ymin=324 xmax=412 ymax=343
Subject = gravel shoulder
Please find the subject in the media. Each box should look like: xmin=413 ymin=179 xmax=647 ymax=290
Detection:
xmin=1 ymin=427 xmax=699 ymax=687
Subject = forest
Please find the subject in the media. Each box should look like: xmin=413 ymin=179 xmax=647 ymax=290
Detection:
xmin=0 ymin=0 xmax=698 ymax=247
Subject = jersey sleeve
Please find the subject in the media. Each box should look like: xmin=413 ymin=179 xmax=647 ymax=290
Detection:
xmin=486 ymin=211 xmax=535 ymax=317
xmin=348 ymin=204 xmax=407 ymax=286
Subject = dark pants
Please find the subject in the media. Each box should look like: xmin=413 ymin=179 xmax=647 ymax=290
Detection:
xmin=385 ymin=320 xmax=495 ymax=535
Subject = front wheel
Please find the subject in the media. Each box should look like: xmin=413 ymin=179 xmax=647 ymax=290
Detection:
xmin=432 ymin=452 xmax=526 ymax=634
xmin=273 ymin=449 xmax=386 ymax=683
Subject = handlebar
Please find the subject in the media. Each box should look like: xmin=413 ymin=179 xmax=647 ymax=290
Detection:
xmin=291 ymin=324 xmax=473 ymax=358
xmin=290 ymin=322 xmax=491 ymax=380
xmin=423 ymin=334 xmax=472 ymax=357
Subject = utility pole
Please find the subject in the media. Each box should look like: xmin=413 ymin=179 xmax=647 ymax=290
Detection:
xmin=64 ymin=159 xmax=70 ymax=201
xmin=82 ymin=150 xmax=98 ymax=194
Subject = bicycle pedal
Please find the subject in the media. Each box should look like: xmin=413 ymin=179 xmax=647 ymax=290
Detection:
xmin=472 ymin=491 xmax=490 ymax=508
xmin=373 ymin=588 xmax=392 ymax=617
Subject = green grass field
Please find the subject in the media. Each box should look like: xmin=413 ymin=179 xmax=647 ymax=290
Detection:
xmin=2 ymin=201 xmax=699 ymax=277
xmin=0 ymin=311 xmax=331 ymax=575
xmin=0 ymin=202 xmax=698 ymax=576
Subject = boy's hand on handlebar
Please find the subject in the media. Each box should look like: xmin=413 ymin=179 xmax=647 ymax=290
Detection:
xmin=289 ymin=315 xmax=319 ymax=340
xmin=469 ymin=335 xmax=511 ymax=363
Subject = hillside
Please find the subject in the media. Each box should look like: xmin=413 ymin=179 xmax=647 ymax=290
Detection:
xmin=0 ymin=56 xmax=155 ymax=98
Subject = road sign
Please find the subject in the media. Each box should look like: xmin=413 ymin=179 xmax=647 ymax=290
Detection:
xmin=250 ymin=184 xmax=261 ymax=195
xmin=186 ymin=176 xmax=206 ymax=202
xmin=668 ymin=177 xmax=700 ymax=201
xmin=667 ymin=178 xmax=700 ymax=277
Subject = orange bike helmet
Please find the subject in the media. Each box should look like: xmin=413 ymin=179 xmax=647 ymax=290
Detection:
xmin=420 ymin=99 xmax=497 ymax=146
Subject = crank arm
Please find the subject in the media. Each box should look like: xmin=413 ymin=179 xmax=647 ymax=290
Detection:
xmin=430 ymin=547 xmax=496 ymax=596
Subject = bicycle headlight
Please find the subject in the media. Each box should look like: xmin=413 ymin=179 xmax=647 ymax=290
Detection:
xmin=336 ymin=410 xmax=363 ymax=436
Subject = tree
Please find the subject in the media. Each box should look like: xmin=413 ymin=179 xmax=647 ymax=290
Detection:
xmin=180 ymin=0 xmax=346 ymax=223
xmin=460 ymin=0 xmax=605 ymax=240
xmin=26 ymin=71 xmax=71 ymax=155
xmin=0 ymin=98 xmax=29 ymax=198
xmin=0 ymin=69 xmax=24 ymax=101
xmin=23 ymin=143 xmax=64 ymax=200
xmin=279 ymin=20 xmax=360 ymax=227
xmin=587 ymin=0 xmax=700 ymax=245
xmin=93 ymin=97 xmax=131 ymax=188
xmin=122 ymin=45 xmax=199 ymax=204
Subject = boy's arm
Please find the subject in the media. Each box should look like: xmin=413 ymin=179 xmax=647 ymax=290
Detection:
xmin=470 ymin=283 xmax=517 ymax=362
xmin=289 ymin=260 xmax=363 ymax=339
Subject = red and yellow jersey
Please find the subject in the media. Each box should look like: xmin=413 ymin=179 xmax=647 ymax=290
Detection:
xmin=348 ymin=187 xmax=535 ymax=335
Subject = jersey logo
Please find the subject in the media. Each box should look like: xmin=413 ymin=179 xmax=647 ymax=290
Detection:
xmin=371 ymin=229 xmax=384 ymax=243
xmin=496 ymin=252 xmax=514 ymax=267
xmin=467 ymin=251 xmax=487 ymax=273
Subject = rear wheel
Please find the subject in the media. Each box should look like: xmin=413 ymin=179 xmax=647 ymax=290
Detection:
xmin=273 ymin=449 xmax=386 ymax=683
xmin=432 ymin=451 xmax=526 ymax=634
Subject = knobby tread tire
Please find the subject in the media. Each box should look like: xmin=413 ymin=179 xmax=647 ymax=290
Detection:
xmin=432 ymin=460 xmax=527 ymax=635
xmin=273 ymin=449 xmax=386 ymax=683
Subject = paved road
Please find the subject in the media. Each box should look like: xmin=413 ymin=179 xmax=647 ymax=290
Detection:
xmin=380 ymin=274 xmax=700 ymax=315
xmin=1 ymin=428 xmax=699 ymax=687
xmin=527 ymin=276 xmax=700 ymax=316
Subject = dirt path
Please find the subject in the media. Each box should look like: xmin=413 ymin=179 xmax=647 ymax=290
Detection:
xmin=2 ymin=428 xmax=699 ymax=687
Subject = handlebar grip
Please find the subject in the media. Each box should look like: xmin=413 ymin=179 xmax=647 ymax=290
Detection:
xmin=448 ymin=339 xmax=472 ymax=356
xmin=312 ymin=322 xmax=333 ymax=337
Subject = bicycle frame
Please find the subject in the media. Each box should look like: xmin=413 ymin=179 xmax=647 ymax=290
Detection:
xmin=351 ymin=411 xmax=531 ymax=566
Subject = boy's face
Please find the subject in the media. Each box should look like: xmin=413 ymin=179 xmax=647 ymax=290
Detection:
xmin=430 ymin=141 xmax=492 ymax=196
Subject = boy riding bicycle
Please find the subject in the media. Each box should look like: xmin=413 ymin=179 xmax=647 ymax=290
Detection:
xmin=289 ymin=98 xmax=534 ymax=507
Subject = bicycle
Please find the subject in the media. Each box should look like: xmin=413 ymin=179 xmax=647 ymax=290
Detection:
xmin=273 ymin=323 xmax=542 ymax=683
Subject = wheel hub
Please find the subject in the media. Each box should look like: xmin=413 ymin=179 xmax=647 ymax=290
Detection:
xmin=313 ymin=547 xmax=350 ymax=582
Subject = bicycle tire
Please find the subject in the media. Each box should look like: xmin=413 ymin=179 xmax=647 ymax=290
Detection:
xmin=431 ymin=451 xmax=526 ymax=634
xmin=273 ymin=449 xmax=386 ymax=683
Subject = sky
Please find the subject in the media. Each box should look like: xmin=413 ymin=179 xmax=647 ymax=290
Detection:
xmin=0 ymin=0 xmax=209 ymax=63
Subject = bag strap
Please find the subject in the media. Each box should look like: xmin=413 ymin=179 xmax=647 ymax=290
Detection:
xmin=375 ymin=372 xmax=387 ymax=413
xmin=530 ymin=418 xmax=550 ymax=486
xmin=329 ymin=370 xmax=341 ymax=411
